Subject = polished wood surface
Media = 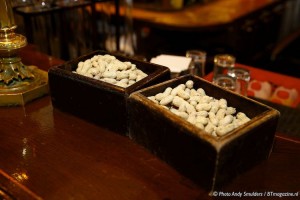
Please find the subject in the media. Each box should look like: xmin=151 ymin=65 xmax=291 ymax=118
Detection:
xmin=18 ymin=44 xmax=65 ymax=69
xmin=1 ymin=46 xmax=300 ymax=199
xmin=96 ymin=0 xmax=279 ymax=29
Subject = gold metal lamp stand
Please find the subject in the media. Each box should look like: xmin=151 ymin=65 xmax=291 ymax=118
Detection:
xmin=0 ymin=0 xmax=48 ymax=106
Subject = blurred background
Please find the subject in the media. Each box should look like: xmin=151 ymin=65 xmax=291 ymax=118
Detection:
xmin=11 ymin=0 xmax=300 ymax=77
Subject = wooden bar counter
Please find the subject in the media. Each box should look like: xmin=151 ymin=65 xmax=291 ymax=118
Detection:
xmin=0 ymin=46 xmax=300 ymax=199
xmin=96 ymin=0 xmax=282 ymax=29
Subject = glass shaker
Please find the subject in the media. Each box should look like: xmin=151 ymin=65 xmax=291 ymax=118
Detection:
xmin=213 ymin=54 xmax=235 ymax=82
xmin=186 ymin=50 xmax=206 ymax=77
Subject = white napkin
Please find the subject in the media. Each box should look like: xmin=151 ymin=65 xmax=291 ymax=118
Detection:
xmin=150 ymin=54 xmax=191 ymax=73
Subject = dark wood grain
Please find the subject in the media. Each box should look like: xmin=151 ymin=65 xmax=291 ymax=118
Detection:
xmin=0 ymin=45 xmax=299 ymax=199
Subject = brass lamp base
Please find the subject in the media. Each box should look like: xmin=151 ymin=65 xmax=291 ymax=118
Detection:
xmin=0 ymin=0 xmax=48 ymax=106
xmin=0 ymin=65 xmax=48 ymax=106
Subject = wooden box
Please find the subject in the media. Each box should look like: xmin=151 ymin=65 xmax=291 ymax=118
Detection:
xmin=48 ymin=50 xmax=170 ymax=134
xmin=127 ymin=75 xmax=280 ymax=192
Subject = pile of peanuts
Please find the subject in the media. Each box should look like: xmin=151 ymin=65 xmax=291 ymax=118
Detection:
xmin=73 ymin=54 xmax=148 ymax=88
xmin=147 ymin=80 xmax=250 ymax=137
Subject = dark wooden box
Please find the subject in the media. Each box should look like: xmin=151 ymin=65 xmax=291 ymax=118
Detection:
xmin=48 ymin=50 xmax=170 ymax=134
xmin=127 ymin=75 xmax=280 ymax=192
